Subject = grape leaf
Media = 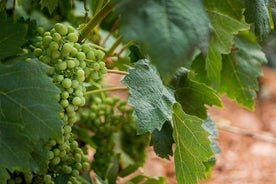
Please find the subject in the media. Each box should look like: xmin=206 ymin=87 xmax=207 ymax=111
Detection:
xmin=202 ymin=119 xmax=221 ymax=154
xmin=204 ymin=0 xmax=249 ymax=86
xmin=220 ymin=32 xmax=267 ymax=109
xmin=170 ymin=68 xmax=222 ymax=119
xmin=172 ymin=103 xmax=214 ymax=184
xmin=40 ymin=0 xmax=59 ymax=14
xmin=150 ymin=121 xmax=174 ymax=159
xmin=0 ymin=20 xmax=27 ymax=60
xmin=0 ymin=168 xmax=9 ymax=183
xmin=121 ymin=59 xmax=176 ymax=134
xmin=115 ymin=0 xmax=210 ymax=81
xmin=244 ymin=0 xmax=271 ymax=40
xmin=0 ymin=55 xmax=63 ymax=173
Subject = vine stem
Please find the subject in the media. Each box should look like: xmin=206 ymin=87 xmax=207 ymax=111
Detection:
xmin=116 ymin=40 xmax=136 ymax=57
xmin=84 ymin=87 xmax=128 ymax=96
xmin=79 ymin=2 xmax=115 ymax=41
xmin=217 ymin=121 xmax=276 ymax=144
xmin=107 ymin=69 xmax=128 ymax=75
xmin=104 ymin=36 xmax=123 ymax=59
xmin=116 ymin=167 xmax=144 ymax=184
xmin=100 ymin=16 xmax=121 ymax=47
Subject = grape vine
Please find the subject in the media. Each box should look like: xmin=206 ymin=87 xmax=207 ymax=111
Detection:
xmin=0 ymin=0 xmax=273 ymax=184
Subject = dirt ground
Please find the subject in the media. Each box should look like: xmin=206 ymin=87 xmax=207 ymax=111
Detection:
xmin=144 ymin=67 xmax=276 ymax=184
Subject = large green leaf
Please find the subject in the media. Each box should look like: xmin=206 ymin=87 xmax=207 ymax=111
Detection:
xmin=40 ymin=0 xmax=59 ymax=14
xmin=220 ymin=32 xmax=267 ymax=109
xmin=204 ymin=0 xmax=249 ymax=86
xmin=0 ymin=20 xmax=27 ymax=60
xmin=172 ymin=103 xmax=214 ymax=184
xmin=150 ymin=121 xmax=174 ymax=159
xmin=244 ymin=0 xmax=271 ymax=40
xmin=121 ymin=59 xmax=175 ymax=134
xmin=115 ymin=0 xmax=211 ymax=81
xmin=170 ymin=68 xmax=222 ymax=119
xmin=0 ymin=55 xmax=63 ymax=174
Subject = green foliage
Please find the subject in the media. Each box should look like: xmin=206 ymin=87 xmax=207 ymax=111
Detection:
xmin=115 ymin=0 xmax=210 ymax=81
xmin=204 ymin=0 xmax=249 ymax=86
xmin=172 ymin=103 xmax=214 ymax=184
xmin=202 ymin=119 xmax=221 ymax=154
xmin=0 ymin=55 xmax=63 ymax=178
xmin=244 ymin=0 xmax=272 ymax=40
xmin=122 ymin=59 xmax=176 ymax=134
xmin=0 ymin=0 xmax=273 ymax=183
xmin=220 ymin=32 xmax=267 ymax=109
xmin=40 ymin=0 xmax=59 ymax=14
xmin=170 ymin=68 xmax=222 ymax=119
xmin=150 ymin=121 xmax=174 ymax=159
xmin=0 ymin=20 xmax=27 ymax=60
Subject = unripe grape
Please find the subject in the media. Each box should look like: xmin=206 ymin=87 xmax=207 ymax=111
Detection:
xmin=34 ymin=48 xmax=42 ymax=57
xmin=64 ymin=125 xmax=72 ymax=134
xmin=75 ymin=162 xmax=82 ymax=170
xmin=49 ymin=41 xmax=59 ymax=51
xmin=77 ymin=69 xmax=84 ymax=78
xmin=51 ymin=156 xmax=61 ymax=165
xmin=71 ymin=80 xmax=79 ymax=89
xmin=54 ymin=23 xmax=68 ymax=35
xmin=43 ymin=36 xmax=52 ymax=47
xmin=68 ymin=116 xmax=77 ymax=125
xmin=48 ymin=151 xmax=54 ymax=159
xmin=72 ymin=169 xmax=79 ymax=177
xmin=44 ymin=174 xmax=52 ymax=184
xmin=58 ymin=62 xmax=67 ymax=71
xmin=37 ymin=27 xmax=44 ymax=35
xmin=67 ymin=111 xmax=76 ymax=118
xmin=70 ymin=47 xmax=78 ymax=57
xmin=68 ymin=26 xmax=75 ymax=33
xmin=52 ymin=32 xmax=61 ymax=42
xmin=75 ymin=90 xmax=83 ymax=97
xmin=40 ymin=55 xmax=51 ymax=64
xmin=86 ymin=50 xmax=95 ymax=60
xmin=66 ymin=104 xmax=75 ymax=112
xmin=62 ymin=78 xmax=72 ymax=88
xmin=76 ymin=52 xmax=86 ymax=61
xmin=95 ymin=50 xmax=105 ymax=60
xmin=44 ymin=32 xmax=51 ymax=36
xmin=71 ymin=140 xmax=78 ymax=149
xmin=59 ymin=150 xmax=67 ymax=158
xmin=62 ymin=43 xmax=73 ymax=56
xmin=99 ymin=61 xmax=106 ymax=68
xmin=53 ymin=148 xmax=61 ymax=156
xmin=67 ymin=60 xmax=76 ymax=68
xmin=80 ymin=97 xmax=86 ymax=106
xmin=60 ymin=99 xmax=69 ymax=108
xmin=55 ymin=74 xmax=64 ymax=82
xmin=64 ymin=166 xmax=72 ymax=174
xmin=52 ymin=50 xmax=61 ymax=59
xmin=82 ymin=162 xmax=90 ymax=171
xmin=68 ymin=33 xmax=78 ymax=43
xmin=74 ymin=43 xmax=81 ymax=50
xmin=93 ymin=63 xmax=100 ymax=71
xmin=61 ymin=91 xmax=70 ymax=99
xmin=24 ymin=172 xmax=33 ymax=184
xmin=80 ymin=61 xmax=86 ymax=69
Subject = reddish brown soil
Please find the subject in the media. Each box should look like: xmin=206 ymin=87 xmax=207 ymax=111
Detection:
xmin=144 ymin=67 xmax=276 ymax=184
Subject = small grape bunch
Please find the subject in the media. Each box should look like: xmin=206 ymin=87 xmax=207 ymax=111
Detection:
xmin=32 ymin=23 xmax=107 ymax=183
xmin=79 ymin=95 xmax=138 ymax=178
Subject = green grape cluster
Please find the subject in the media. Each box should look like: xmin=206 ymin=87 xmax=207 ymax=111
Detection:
xmin=80 ymin=95 xmax=126 ymax=178
xmin=6 ymin=23 xmax=107 ymax=184
xmin=79 ymin=94 xmax=149 ymax=179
